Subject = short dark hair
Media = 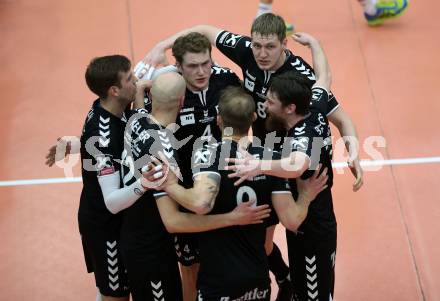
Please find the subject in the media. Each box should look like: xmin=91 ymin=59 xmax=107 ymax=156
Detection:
xmin=269 ymin=72 xmax=312 ymax=115
xmin=172 ymin=32 xmax=212 ymax=64
xmin=251 ymin=13 xmax=286 ymax=42
xmin=85 ymin=55 xmax=131 ymax=99
xmin=218 ymin=86 xmax=255 ymax=136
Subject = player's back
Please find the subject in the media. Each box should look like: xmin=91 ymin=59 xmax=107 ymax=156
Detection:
xmin=119 ymin=112 xmax=176 ymax=261
xmin=193 ymin=140 xmax=283 ymax=293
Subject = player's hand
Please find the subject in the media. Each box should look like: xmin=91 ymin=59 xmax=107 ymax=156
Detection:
xmin=152 ymin=152 xmax=181 ymax=191
xmin=348 ymin=157 xmax=363 ymax=192
xmin=134 ymin=79 xmax=153 ymax=109
xmin=139 ymin=162 xmax=166 ymax=190
xmin=224 ymin=148 xmax=261 ymax=186
xmin=136 ymin=79 xmax=153 ymax=93
xmin=45 ymin=137 xmax=72 ymax=167
xmin=229 ymin=200 xmax=271 ymax=225
xmin=142 ymin=44 xmax=169 ymax=69
xmin=297 ymin=165 xmax=328 ymax=202
xmin=291 ymin=32 xmax=317 ymax=47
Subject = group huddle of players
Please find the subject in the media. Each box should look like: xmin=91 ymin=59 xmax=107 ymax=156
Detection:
xmin=48 ymin=13 xmax=363 ymax=301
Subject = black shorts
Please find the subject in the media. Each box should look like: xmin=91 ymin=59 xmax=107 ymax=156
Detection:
xmin=121 ymin=250 xmax=182 ymax=301
xmin=197 ymin=282 xmax=271 ymax=301
xmin=174 ymin=233 xmax=200 ymax=266
xmin=286 ymin=228 xmax=337 ymax=301
xmin=81 ymin=234 xmax=129 ymax=297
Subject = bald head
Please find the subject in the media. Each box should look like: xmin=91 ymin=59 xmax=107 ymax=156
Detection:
xmin=150 ymin=72 xmax=186 ymax=109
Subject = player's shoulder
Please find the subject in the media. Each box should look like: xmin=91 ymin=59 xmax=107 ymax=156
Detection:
xmin=211 ymin=65 xmax=232 ymax=75
xmin=284 ymin=51 xmax=316 ymax=82
xmin=311 ymin=86 xmax=329 ymax=102
xmin=82 ymin=103 xmax=115 ymax=138
xmin=210 ymin=65 xmax=239 ymax=81
xmin=192 ymin=142 xmax=221 ymax=169
xmin=216 ymin=30 xmax=251 ymax=48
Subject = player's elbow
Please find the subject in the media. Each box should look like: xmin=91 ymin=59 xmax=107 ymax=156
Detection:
xmin=162 ymin=218 xmax=180 ymax=233
xmin=192 ymin=199 xmax=213 ymax=215
xmin=285 ymin=153 xmax=309 ymax=177
xmin=282 ymin=211 xmax=307 ymax=232
xmin=282 ymin=219 xmax=302 ymax=232
xmin=104 ymin=200 xmax=121 ymax=215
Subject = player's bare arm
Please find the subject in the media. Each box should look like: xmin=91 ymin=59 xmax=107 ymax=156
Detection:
xmin=292 ymin=32 xmax=331 ymax=92
xmin=225 ymin=148 xmax=310 ymax=186
xmin=143 ymin=25 xmax=223 ymax=67
xmin=162 ymin=172 xmax=221 ymax=215
xmin=45 ymin=136 xmax=80 ymax=167
xmin=156 ymin=195 xmax=271 ymax=233
xmin=294 ymin=33 xmax=363 ymax=191
xmin=272 ymin=167 xmax=328 ymax=231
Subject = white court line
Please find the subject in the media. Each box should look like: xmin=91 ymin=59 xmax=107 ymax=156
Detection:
xmin=0 ymin=156 xmax=439 ymax=187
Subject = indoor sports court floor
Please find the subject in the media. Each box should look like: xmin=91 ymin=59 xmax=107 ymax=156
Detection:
xmin=1 ymin=0 xmax=439 ymax=300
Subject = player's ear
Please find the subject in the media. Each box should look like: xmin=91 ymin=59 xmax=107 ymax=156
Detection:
xmin=285 ymin=103 xmax=296 ymax=114
xmin=282 ymin=37 xmax=287 ymax=49
xmin=252 ymin=112 xmax=257 ymax=122
xmin=176 ymin=61 xmax=183 ymax=73
xmin=108 ymin=86 xmax=119 ymax=98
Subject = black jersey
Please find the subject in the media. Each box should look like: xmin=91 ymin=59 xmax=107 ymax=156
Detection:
xmin=192 ymin=140 xmax=290 ymax=295
xmin=216 ymin=30 xmax=340 ymax=142
xmin=78 ymin=99 xmax=126 ymax=235
xmin=174 ymin=66 xmax=241 ymax=188
xmin=119 ymin=111 xmax=178 ymax=261
xmin=284 ymin=87 xmax=336 ymax=236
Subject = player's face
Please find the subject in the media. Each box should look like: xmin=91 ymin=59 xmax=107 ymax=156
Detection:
xmin=251 ymin=33 xmax=286 ymax=71
xmin=116 ymin=70 xmax=137 ymax=104
xmin=179 ymin=50 xmax=212 ymax=91
xmin=264 ymin=90 xmax=287 ymax=131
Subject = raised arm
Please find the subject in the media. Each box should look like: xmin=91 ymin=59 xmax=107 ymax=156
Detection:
xmin=293 ymin=33 xmax=363 ymax=191
xmin=143 ymin=25 xmax=223 ymax=67
xmin=292 ymin=32 xmax=331 ymax=91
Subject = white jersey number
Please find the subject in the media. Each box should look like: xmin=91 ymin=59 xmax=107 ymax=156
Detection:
xmin=236 ymin=186 xmax=257 ymax=208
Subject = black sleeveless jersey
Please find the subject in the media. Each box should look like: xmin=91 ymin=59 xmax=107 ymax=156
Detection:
xmin=192 ymin=140 xmax=290 ymax=293
xmin=283 ymin=87 xmax=336 ymax=236
xmin=174 ymin=66 xmax=241 ymax=188
xmin=119 ymin=110 xmax=178 ymax=261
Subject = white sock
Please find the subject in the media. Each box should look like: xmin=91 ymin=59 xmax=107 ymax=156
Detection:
xmin=256 ymin=2 xmax=272 ymax=17
xmin=360 ymin=0 xmax=378 ymax=15
xmin=95 ymin=292 xmax=102 ymax=301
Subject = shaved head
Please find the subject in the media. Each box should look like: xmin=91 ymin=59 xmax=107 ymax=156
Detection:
xmin=151 ymin=72 xmax=186 ymax=109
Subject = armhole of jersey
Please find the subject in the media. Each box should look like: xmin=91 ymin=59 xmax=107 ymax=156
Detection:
xmin=214 ymin=30 xmax=225 ymax=46
xmin=192 ymin=171 xmax=221 ymax=180
xmin=271 ymin=190 xmax=291 ymax=194
xmin=312 ymin=85 xmax=329 ymax=95
xmin=153 ymin=191 xmax=168 ymax=200
xmin=326 ymin=104 xmax=340 ymax=117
